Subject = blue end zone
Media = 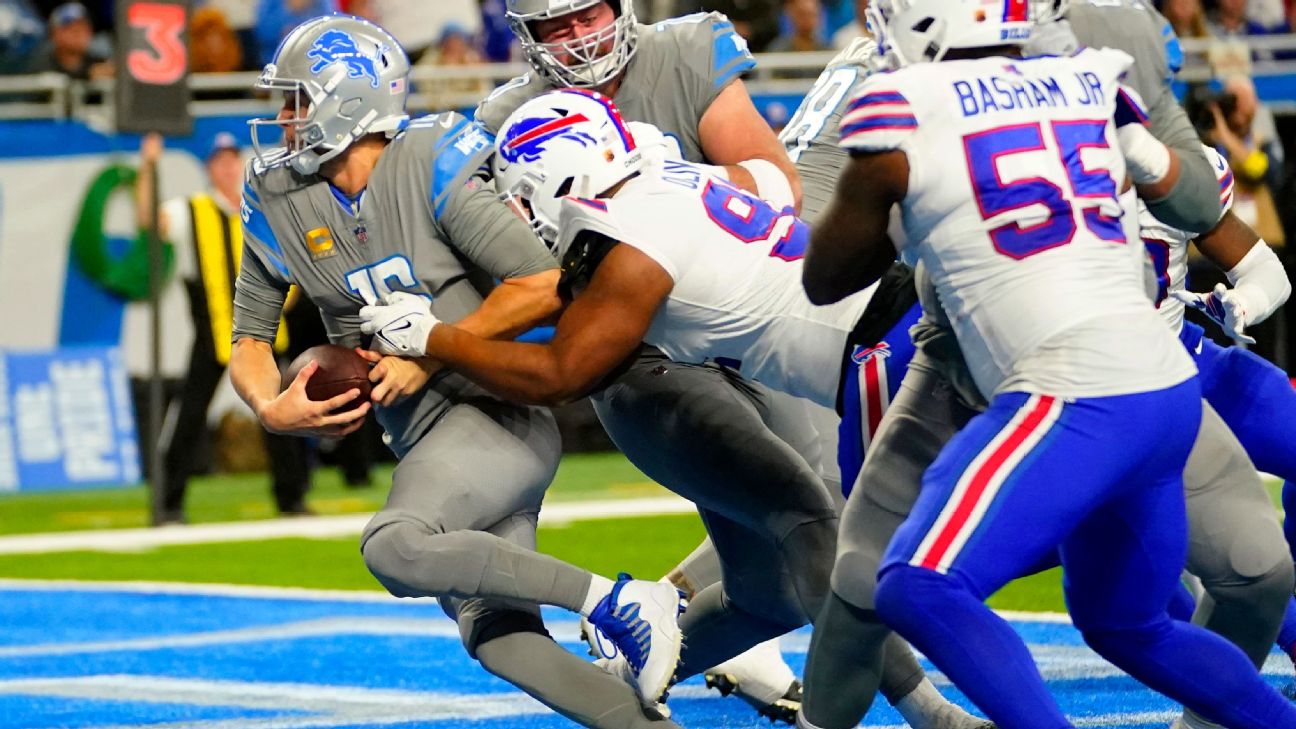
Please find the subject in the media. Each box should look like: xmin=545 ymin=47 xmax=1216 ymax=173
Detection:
xmin=0 ymin=583 xmax=1290 ymax=728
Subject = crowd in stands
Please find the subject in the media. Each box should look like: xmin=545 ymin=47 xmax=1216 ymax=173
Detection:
xmin=3 ymin=1 xmax=1296 ymax=79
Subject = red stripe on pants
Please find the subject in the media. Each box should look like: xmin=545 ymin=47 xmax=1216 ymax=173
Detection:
xmin=918 ymin=395 xmax=1056 ymax=570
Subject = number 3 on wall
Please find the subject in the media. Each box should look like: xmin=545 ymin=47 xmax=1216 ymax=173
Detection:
xmin=127 ymin=3 xmax=186 ymax=85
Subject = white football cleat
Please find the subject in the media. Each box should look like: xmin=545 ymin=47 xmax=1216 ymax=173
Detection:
xmin=595 ymin=654 xmax=672 ymax=720
xmin=587 ymin=573 xmax=686 ymax=703
xmin=704 ymin=637 xmax=802 ymax=724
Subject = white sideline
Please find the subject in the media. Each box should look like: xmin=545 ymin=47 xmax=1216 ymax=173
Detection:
xmin=0 ymin=494 xmax=696 ymax=555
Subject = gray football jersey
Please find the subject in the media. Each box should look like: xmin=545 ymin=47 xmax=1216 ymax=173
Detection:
xmin=474 ymin=12 xmax=755 ymax=164
xmin=780 ymin=37 xmax=877 ymax=225
xmin=232 ymin=112 xmax=556 ymax=455
xmin=1041 ymin=0 xmax=1200 ymax=158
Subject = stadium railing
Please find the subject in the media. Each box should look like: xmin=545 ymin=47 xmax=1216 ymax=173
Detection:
xmin=4 ymin=35 xmax=1296 ymax=123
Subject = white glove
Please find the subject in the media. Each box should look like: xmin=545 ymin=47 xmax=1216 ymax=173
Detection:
xmin=1171 ymin=283 xmax=1256 ymax=345
xmin=359 ymin=291 xmax=439 ymax=357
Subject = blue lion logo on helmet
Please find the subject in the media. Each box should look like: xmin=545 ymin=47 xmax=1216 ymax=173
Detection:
xmin=500 ymin=114 xmax=599 ymax=164
xmin=307 ymin=29 xmax=381 ymax=88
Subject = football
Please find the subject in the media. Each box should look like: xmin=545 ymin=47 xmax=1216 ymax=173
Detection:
xmin=282 ymin=344 xmax=372 ymax=412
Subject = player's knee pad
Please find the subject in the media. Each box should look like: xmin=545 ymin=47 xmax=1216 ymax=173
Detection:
xmin=829 ymin=539 xmax=887 ymax=612
xmin=360 ymin=520 xmax=428 ymax=598
xmin=1205 ymin=555 xmax=1294 ymax=617
xmin=460 ymin=606 xmax=551 ymax=660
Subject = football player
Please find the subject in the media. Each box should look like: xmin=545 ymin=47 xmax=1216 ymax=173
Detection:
xmin=356 ymin=88 xmax=934 ymax=702
xmin=656 ymin=36 xmax=988 ymax=729
xmin=476 ymin=4 xmax=856 ymax=722
xmin=800 ymin=1 xmax=1296 ymax=726
xmin=227 ymin=15 xmax=686 ymax=726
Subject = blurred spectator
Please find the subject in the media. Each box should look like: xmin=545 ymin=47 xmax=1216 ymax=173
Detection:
xmin=1163 ymin=0 xmax=1209 ymax=38
xmin=1196 ymin=74 xmax=1288 ymax=363
xmin=479 ymin=0 xmax=518 ymax=62
xmin=1209 ymin=75 xmax=1286 ymax=203
xmin=190 ymin=6 xmax=244 ymax=73
xmin=1244 ymin=0 xmax=1287 ymax=30
xmin=339 ymin=0 xmax=380 ymax=23
xmin=204 ymin=0 xmax=258 ymax=70
xmin=254 ymin=0 xmax=338 ymax=67
xmin=830 ymin=0 xmax=867 ymax=49
xmin=674 ymin=0 xmax=781 ymax=52
xmin=1206 ymin=0 xmax=1287 ymax=37
xmin=24 ymin=2 xmax=112 ymax=79
xmin=372 ymin=0 xmax=480 ymax=62
xmin=0 ymin=0 xmax=45 ymax=75
xmin=137 ymin=132 xmax=312 ymax=525
xmin=414 ymin=21 xmax=487 ymax=109
xmin=767 ymin=0 xmax=828 ymax=53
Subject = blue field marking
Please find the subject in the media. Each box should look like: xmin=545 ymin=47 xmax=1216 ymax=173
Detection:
xmin=0 ymin=582 xmax=1292 ymax=728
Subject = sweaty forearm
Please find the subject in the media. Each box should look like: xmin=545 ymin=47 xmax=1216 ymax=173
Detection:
xmin=452 ymin=271 xmax=562 ymax=341
xmin=230 ymin=338 xmax=282 ymax=418
xmin=426 ymin=325 xmax=581 ymax=407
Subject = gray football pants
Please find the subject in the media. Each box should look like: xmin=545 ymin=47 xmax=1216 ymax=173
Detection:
xmin=360 ymin=397 xmax=679 ymax=728
xmin=591 ymin=349 xmax=840 ymax=680
xmin=801 ymin=352 xmax=1293 ymax=728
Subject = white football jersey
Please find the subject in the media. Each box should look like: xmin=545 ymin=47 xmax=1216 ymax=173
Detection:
xmin=1138 ymin=145 xmax=1237 ymax=333
xmin=555 ymin=160 xmax=874 ymax=408
xmin=841 ymin=48 xmax=1195 ymax=399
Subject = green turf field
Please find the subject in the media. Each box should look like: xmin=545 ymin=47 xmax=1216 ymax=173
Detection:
xmin=0 ymin=452 xmax=663 ymax=535
xmin=0 ymin=452 xmax=1282 ymax=615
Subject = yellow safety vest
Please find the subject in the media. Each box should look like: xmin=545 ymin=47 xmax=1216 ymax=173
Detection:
xmin=188 ymin=193 xmax=291 ymax=364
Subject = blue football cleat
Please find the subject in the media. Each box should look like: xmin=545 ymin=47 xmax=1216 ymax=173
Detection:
xmin=587 ymin=573 xmax=686 ymax=703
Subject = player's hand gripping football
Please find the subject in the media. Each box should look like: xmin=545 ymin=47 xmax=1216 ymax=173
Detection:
xmin=261 ymin=360 xmax=371 ymax=437
xmin=359 ymin=291 xmax=440 ymax=357
xmin=1171 ymin=283 xmax=1257 ymax=344
xmin=354 ymin=349 xmax=440 ymax=407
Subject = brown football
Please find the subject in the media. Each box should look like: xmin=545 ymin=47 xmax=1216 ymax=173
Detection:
xmin=282 ymin=344 xmax=372 ymax=412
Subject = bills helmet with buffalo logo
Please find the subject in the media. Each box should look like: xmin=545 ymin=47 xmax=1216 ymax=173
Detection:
xmin=867 ymin=0 xmax=1034 ymax=67
xmin=492 ymin=89 xmax=644 ymax=247
xmin=249 ymin=15 xmax=410 ymax=175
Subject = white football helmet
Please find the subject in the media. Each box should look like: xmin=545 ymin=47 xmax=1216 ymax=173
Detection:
xmin=249 ymin=14 xmax=410 ymax=175
xmin=1031 ymin=0 xmax=1070 ymax=23
xmin=867 ymin=0 xmax=1034 ymax=67
xmin=506 ymin=0 xmax=638 ymax=88
xmin=493 ymin=88 xmax=645 ymax=247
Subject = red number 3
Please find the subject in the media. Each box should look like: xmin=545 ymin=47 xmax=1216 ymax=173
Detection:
xmin=127 ymin=3 xmax=186 ymax=84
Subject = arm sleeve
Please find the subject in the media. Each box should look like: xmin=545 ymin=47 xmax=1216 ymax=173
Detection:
xmin=429 ymin=115 xmax=557 ymax=280
xmin=677 ymin=12 xmax=757 ymax=113
xmin=838 ymin=79 xmax=917 ymax=153
xmin=232 ymin=245 xmax=290 ymax=344
xmin=238 ymin=180 xmax=293 ymax=286
xmin=440 ymin=179 xmax=558 ymax=280
xmin=1126 ymin=25 xmax=1223 ymax=232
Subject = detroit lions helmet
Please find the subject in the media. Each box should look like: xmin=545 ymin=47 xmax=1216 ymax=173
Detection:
xmin=493 ymin=89 xmax=644 ymax=247
xmin=506 ymin=0 xmax=638 ymax=88
xmin=867 ymin=0 xmax=1034 ymax=67
xmin=249 ymin=15 xmax=410 ymax=175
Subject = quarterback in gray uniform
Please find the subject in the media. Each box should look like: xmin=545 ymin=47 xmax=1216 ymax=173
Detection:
xmin=795 ymin=5 xmax=1292 ymax=729
xmin=229 ymin=16 xmax=688 ymax=728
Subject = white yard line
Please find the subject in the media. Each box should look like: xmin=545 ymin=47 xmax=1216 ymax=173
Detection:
xmin=0 ymin=494 xmax=696 ymax=555
xmin=0 ymin=674 xmax=1193 ymax=729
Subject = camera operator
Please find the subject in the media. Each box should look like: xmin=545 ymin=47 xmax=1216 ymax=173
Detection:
xmin=1187 ymin=75 xmax=1290 ymax=367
